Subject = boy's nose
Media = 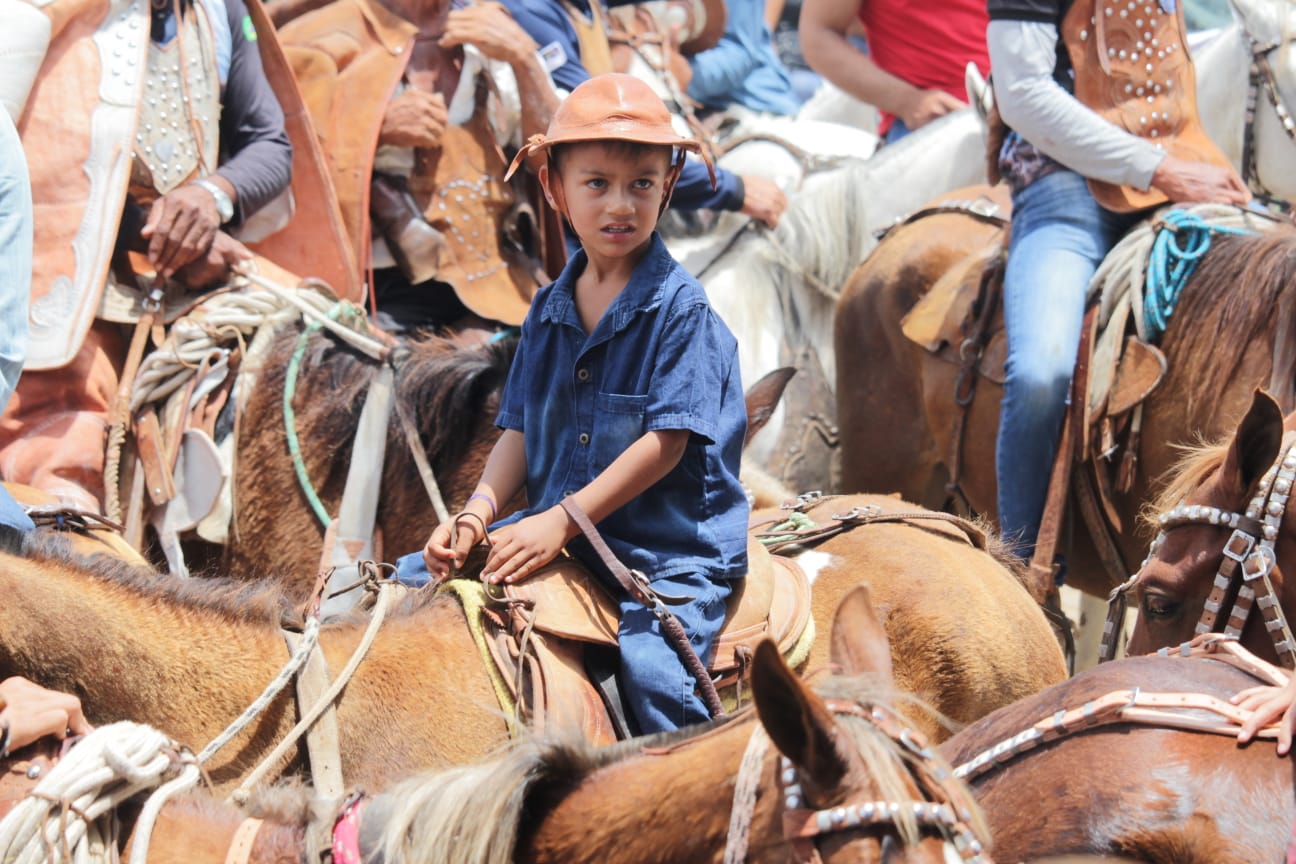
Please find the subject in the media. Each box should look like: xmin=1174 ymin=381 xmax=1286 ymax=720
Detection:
xmin=606 ymin=189 xmax=635 ymax=215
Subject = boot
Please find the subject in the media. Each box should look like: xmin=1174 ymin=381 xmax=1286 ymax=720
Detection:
xmin=369 ymin=173 xmax=447 ymax=285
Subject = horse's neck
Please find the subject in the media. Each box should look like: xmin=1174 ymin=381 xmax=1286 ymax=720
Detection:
xmin=519 ymin=724 xmax=774 ymax=862
xmin=1194 ymin=22 xmax=1251 ymax=172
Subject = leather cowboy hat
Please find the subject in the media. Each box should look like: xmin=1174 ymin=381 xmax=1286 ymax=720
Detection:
xmin=505 ymin=73 xmax=714 ymax=202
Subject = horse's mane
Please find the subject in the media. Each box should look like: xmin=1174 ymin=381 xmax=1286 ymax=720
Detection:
xmin=1141 ymin=439 xmax=1232 ymax=535
xmin=258 ymin=325 xmax=516 ymax=484
xmin=718 ymin=108 xmax=979 ymax=305
xmin=369 ymin=675 xmax=966 ymax=864
xmin=14 ymin=532 xmax=294 ymax=624
xmin=1160 ymin=225 xmax=1296 ymax=416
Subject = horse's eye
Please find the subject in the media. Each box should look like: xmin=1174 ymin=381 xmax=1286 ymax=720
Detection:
xmin=1141 ymin=592 xmax=1179 ymax=621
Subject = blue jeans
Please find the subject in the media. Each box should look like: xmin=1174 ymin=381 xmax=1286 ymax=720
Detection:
xmin=0 ymin=109 xmax=34 ymax=533
xmin=884 ymin=118 xmax=911 ymax=144
xmin=995 ymin=170 xmax=1139 ymax=557
xmin=616 ymin=570 xmax=731 ymax=734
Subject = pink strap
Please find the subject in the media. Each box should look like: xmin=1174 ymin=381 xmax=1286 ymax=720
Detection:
xmin=331 ymin=796 xmax=369 ymax=864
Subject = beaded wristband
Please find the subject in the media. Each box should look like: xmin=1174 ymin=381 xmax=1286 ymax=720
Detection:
xmin=466 ymin=492 xmax=497 ymax=521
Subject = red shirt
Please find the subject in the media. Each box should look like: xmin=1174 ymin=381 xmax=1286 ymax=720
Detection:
xmin=856 ymin=0 xmax=991 ymax=134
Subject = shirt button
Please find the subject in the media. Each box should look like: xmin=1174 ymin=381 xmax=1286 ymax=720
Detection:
xmin=576 ymin=368 xmax=590 ymax=382
xmin=578 ymin=433 xmax=590 ymax=445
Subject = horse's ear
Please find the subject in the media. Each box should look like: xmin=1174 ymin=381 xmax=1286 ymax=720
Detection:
xmin=744 ymin=367 xmax=796 ymax=446
xmin=752 ymin=639 xmax=848 ymax=792
xmin=829 ymin=584 xmax=894 ymax=687
xmin=1223 ymin=390 xmax=1285 ymax=495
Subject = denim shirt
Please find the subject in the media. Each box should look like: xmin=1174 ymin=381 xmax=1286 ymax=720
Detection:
xmin=493 ymin=233 xmax=749 ymax=582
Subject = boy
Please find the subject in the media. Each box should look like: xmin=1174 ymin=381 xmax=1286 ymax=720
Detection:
xmin=413 ymin=74 xmax=749 ymax=734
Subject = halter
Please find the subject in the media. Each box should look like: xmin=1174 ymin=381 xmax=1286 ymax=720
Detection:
xmin=1238 ymin=15 xmax=1296 ymax=210
xmin=1100 ymin=432 xmax=1296 ymax=666
xmin=723 ymin=699 xmax=991 ymax=864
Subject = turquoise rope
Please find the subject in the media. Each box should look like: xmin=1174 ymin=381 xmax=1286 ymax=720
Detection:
xmin=283 ymin=303 xmax=350 ymax=528
xmin=1144 ymin=209 xmax=1253 ymax=340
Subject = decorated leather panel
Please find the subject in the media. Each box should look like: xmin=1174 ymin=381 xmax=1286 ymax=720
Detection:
xmin=1062 ymin=0 xmax=1233 ymax=211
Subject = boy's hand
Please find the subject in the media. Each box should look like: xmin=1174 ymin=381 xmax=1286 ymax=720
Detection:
xmin=422 ymin=514 xmax=485 ymax=578
xmin=1233 ymin=676 xmax=1296 ymax=754
xmin=0 ymin=676 xmax=92 ymax=753
xmin=481 ymin=506 xmax=574 ymax=585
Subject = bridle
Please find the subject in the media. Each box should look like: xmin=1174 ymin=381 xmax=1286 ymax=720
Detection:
xmin=1100 ymin=432 xmax=1296 ymax=667
xmin=723 ymin=699 xmax=991 ymax=864
xmin=1234 ymin=2 xmax=1296 ymax=210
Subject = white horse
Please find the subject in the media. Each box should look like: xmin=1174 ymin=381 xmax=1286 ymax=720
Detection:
xmin=1194 ymin=0 xmax=1296 ymax=206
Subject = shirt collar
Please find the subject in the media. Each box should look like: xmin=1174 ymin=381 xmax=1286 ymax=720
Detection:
xmin=357 ymin=0 xmax=419 ymax=55
xmin=539 ymin=233 xmax=672 ymax=334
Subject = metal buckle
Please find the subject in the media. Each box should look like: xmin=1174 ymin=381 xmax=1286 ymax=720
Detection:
xmin=831 ymin=504 xmax=883 ymax=522
xmin=782 ymin=490 xmax=823 ymax=511
xmin=1242 ymin=545 xmax=1277 ymax=581
xmin=1222 ymin=529 xmax=1256 ymax=563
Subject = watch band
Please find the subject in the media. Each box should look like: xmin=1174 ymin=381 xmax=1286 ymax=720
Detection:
xmin=192 ymin=178 xmax=234 ymax=224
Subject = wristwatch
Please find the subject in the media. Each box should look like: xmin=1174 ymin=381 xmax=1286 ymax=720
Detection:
xmin=192 ymin=177 xmax=235 ymax=224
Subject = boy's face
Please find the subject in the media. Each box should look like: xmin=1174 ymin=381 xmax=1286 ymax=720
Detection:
xmin=542 ymin=142 xmax=673 ymax=262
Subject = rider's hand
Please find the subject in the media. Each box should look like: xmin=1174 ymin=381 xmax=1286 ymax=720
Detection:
xmin=897 ymin=88 xmax=964 ymax=132
xmin=378 ymin=89 xmax=449 ymax=150
xmin=440 ymin=3 xmax=537 ymax=65
xmin=739 ymin=175 xmax=788 ymax=229
xmin=0 ymin=676 xmax=92 ymax=754
xmin=171 ymin=231 xmax=253 ymax=290
xmin=1150 ymin=156 xmax=1250 ymax=206
xmin=140 ymin=184 xmax=224 ymax=278
xmin=480 ymin=506 xmax=574 ymax=585
xmin=423 ymin=513 xmax=487 ymax=578
xmin=1233 ymin=674 xmax=1296 ymax=754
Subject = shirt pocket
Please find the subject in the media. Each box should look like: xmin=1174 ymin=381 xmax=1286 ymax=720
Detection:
xmin=592 ymin=392 xmax=647 ymax=473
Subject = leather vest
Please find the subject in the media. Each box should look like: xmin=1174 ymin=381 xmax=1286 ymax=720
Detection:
xmin=407 ymin=76 xmax=542 ymax=325
xmin=560 ymin=0 xmax=614 ymax=77
xmin=128 ymin=4 xmax=222 ymax=204
xmin=1061 ymin=0 xmax=1233 ymax=211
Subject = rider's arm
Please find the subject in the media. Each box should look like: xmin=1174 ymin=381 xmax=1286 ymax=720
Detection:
xmin=214 ymin=0 xmax=293 ymax=224
xmin=671 ymin=161 xmax=745 ymax=211
xmin=686 ymin=33 xmax=760 ymax=108
xmin=799 ymin=0 xmax=921 ymax=118
xmin=987 ymin=18 xmax=1165 ymax=190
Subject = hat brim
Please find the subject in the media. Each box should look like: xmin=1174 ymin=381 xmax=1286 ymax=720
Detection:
xmin=505 ymin=129 xmax=707 ymax=181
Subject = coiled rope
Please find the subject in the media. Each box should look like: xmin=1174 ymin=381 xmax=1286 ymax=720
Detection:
xmin=1143 ymin=209 xmax=1255 ymax=340
xmin=0 ymin=722 xmax=201 ymax=864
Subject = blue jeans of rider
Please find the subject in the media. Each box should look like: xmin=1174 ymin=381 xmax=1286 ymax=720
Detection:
xmin=995 ymin=170 xmax=1140 ymax=559
xmin=616 ymin=569 xmax=732 ymax=735
xmin=0 ymin=109 xmax=35 ymax=534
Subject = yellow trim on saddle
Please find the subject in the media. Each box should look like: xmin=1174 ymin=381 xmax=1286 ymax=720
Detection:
xmin=435 ymin=577 xmax=518 ymax=728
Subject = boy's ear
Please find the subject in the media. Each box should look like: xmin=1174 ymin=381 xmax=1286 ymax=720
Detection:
xmin=538 ymin=162 xmax=557 ymax=209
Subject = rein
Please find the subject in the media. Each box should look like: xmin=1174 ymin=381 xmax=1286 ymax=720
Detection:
xmin=1100 ymin=433 xmax=1296 ymax=666
xmin=754 ymin=492 xmax=988 ymax=555
xmin=956 ymin=634 xmax=1285 ymax=783
xmin=722 ymin=700 xmax=990 ymax=864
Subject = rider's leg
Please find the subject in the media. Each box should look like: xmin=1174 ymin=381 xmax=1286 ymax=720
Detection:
xmin=995 ymin=169 xmax=1134 ymax=559
xmin=0 ymin=321 xmax=124 ymax=513
xmin=0 ymin=110 xmax=34 ymax=535
xmin=618 ymin=570 xmax=731 ymax=735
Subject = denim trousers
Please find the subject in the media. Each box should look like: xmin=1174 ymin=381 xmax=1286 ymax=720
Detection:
xmin=0 ymin=109 xmax=34 ymax=533
xmin=995 ymin=169 xmax=1139 ymax=556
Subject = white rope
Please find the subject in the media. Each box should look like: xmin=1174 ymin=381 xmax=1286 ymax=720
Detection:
xmin=129 ymin=272 xmax=384 ymax=413
xmin=229 ymin=579 xmax=399 ymax=805
xmin=197 ymin=613 xmax=322 ymax=764
xmin=0 ymin=722 xmax=201 ymax=864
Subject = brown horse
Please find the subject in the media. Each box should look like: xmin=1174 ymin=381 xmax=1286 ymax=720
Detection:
xmin=179 ymin=327 xmax=512 ymax=593
xmin=835 ymin=204 xmax=1296 ymax=598
xmin=122 ymin=586 xmax=990 ymax=864
xmin=0 ymin=494 xmax=1062 ymax=792
xmin=1122 ymin=389 xmax=1296 ymax=665
xmin=940 ymin=644 xmax=1296 ymax=862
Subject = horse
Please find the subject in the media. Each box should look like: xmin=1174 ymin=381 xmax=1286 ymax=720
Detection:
xmin=699 ymin=108 xmax=989 ymax=494
xmin=1118 ymin=389 xmax=1296 ymax=666
xmin=939 ymin=639 xmax=1296 ymax=862
xmin=100 ymin=586 xmax=988 ymax=864
xmin=0 ymin=493 xmax=1063 ymax=793
xmin=833 ymin=0 xmax=1296 ymax=597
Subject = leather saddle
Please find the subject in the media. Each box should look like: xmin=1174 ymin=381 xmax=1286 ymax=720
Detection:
xmin=464 ymin=536 xmax=811 ymax=744
xmin=5 ymin=482 xmax=148 ymax=565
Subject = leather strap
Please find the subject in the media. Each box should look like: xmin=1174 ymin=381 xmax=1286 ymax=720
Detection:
xmin=946 ymin=253 xmax=1005 ymax=504
xmin=558 ymin=498 xmax=726 ymax=719
xmin=223 ymin=817 xmax=264 ymax=864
